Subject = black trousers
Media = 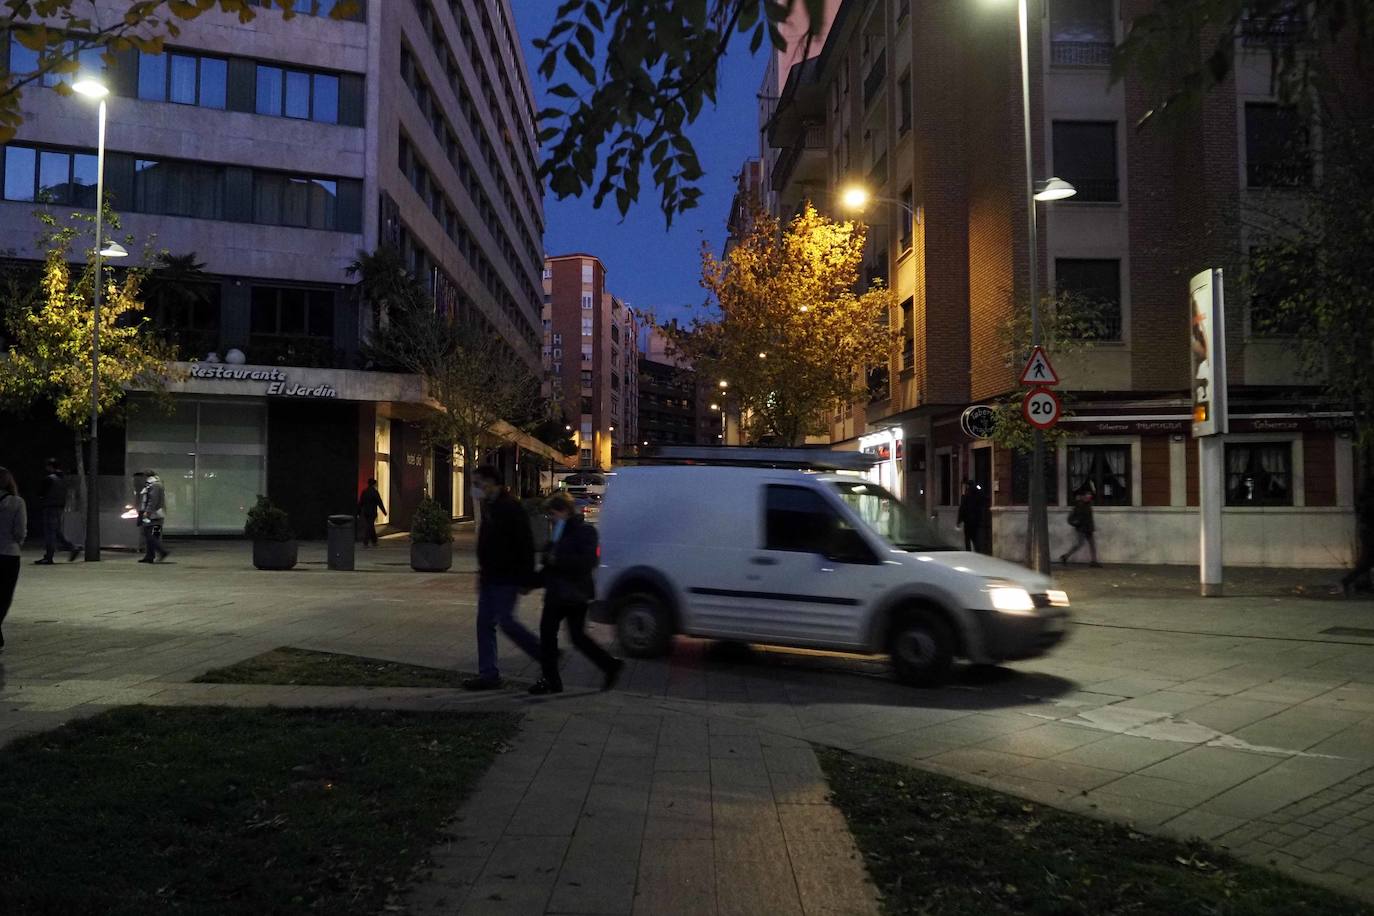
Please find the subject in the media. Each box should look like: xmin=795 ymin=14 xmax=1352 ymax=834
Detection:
xmin=142 ymin=522 xmax=165 ymax=561
xmin=0 ymin=554 xmax=18 ymax=632
xmin=42 ymin=507 xmax=74 ymax=560
xmin=540 ymin=600 xmax=616 ymax=687
xmin=362 ymin=516 xmax=379 ymax=546
xmin=963 ymin=526 xmax=982 ymax=553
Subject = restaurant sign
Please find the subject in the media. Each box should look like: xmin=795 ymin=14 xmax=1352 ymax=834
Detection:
xmin=187 ymin=365 xmax=339 ymax=399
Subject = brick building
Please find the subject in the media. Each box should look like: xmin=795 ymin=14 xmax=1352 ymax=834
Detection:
xmin=542 ymin=254 xmax=638 ymax=469
xmin=764 ymin=0 xmax=1359 ymax=567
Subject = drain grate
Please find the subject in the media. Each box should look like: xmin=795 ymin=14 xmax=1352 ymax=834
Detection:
xmin=1320 ymin=626 xmax=1374 ymax=638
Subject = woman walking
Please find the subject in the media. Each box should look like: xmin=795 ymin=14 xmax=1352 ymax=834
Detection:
xmin=529 ymin=492 xmax=623 ymax=695
xmin=0 ymin=467 xmax=28 ymax=649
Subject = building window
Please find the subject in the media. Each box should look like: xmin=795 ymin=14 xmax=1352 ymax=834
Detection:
xmin=255 ymin=64 xmax=340 ymax=123
xmin=248 ymin=285 xmax=335 ymax=364
xmin=582 ymin=263 xmax=594 ymax=282
xmin=581 ymin=346 xmax=593 ymax=363
xmin=6 ymin=38 xmax=103 ymax=88
xmin=581 ymin=294 xmax=593 ymax=309
xmin=1 ymin=145 xmax=97 ymax=207
xmin=133 ymin=158 xmax=224 ymax=219
xmin=900 ymin=297 xmax=914 ymax=369
xmin=898 ymin=69 xmax=912 ymax=135
xmin=1010 ymin=450 xmax=1060 ymax=505
xmin=1245 ymin=103 xmax=1310 ymax=188
xmin=1068 ymin=444 xmax=1131 ymax=505
xmin=1248 ymin=246 xmax=1305 ymax=336
xmin=1056 ymin=258 xmax=1122 ymax=340
xmin=253 ymin=173 xmax=340 ymax=230
xmin=136 ymin=51 xmax=227 ymax=109
xmin=256 ymin=0 xmax=363 ymax=19
xmin=581 ymin=316 xmax=594 ymax=336
xmin=1052 ymin=121 xmax=1117 ymax=202
xmin=1226 ymin=442 xmax=1293 ymax=506
xmin=899 ymin=184 xmax=914 ymax=252
xmin=1049 ymin=0 xmax=1114 ymax=67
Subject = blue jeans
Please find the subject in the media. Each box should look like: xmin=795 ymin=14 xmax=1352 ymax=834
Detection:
xmin=477 ymin=582 xmax=541 ymax=680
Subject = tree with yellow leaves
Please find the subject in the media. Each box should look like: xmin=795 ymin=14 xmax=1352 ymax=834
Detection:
xmin=0 ymin=208 xmax=178 ymax=497
xmin=670 ymin=205 xmax=894 ymax=446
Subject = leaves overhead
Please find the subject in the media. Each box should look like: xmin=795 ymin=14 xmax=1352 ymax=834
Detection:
xmin=0 ymin=0 xmax=362 ymax=143
xmin=667 ymin=204 xmax=894 ymax=446
xmin=536 ymin=0 xmax=826 ymax=225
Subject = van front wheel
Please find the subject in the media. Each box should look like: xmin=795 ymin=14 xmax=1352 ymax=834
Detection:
xmin=889 ymin=612 xmax=954 ymax=687
xmin=616 ymin=593 xmax=674 ymax=658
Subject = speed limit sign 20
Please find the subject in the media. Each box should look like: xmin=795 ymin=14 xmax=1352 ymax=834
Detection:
xmin=1022 ymin=387 xmax=1062 ymax=429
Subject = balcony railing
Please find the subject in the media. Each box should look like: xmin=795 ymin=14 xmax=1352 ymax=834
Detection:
xmin=1050 ymin=40 xmax=1113 ymax=67
xmin=868 ymin=152 xmax=889 ymax=189
xmin=1241 ymin=13 xmax=1306 ymax=46
xmin=247 ymin=335 xmax=352 ymax=368
xmin=863 ymin=49 xmax=886 ymax=107
xmin=1060 ymin=176 xmax=1119 ymax=202
xmin=770 ymin=122 xmax=827 ymax=192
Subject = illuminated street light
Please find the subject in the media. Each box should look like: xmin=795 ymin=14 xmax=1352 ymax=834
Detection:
xmin=1034 ymin=177 xmax=1077 ymax=202
xmin=840 ymin=185 xmax=870 ymax=210
xmin=719 ymin=380 xmax=729 ymax=389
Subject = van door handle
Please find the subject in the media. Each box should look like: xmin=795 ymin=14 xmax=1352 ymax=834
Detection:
xmin=750 ymin=556 xmax=778 ymax=566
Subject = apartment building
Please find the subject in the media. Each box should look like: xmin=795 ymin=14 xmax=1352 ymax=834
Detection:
xmin=542 ymin=254 xmax=639 ymax=469
xmin=0 ymin=0 xmax=551 ymax=538
xmin=765 ymin=0 xmax=1358 ymax=567
xmin=636 ymin=327 xmax=720 ymax=450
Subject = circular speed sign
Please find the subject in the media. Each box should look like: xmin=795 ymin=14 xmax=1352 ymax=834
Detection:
xmin=1022 ymin=387 xmax=1062 ymax=430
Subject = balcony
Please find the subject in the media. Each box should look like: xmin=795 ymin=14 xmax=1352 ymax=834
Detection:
xmin=1050 ymin=40 xmax=1113 ymax=67
xmin=1240 ymin=11 xmax=1306 ymax=47
xmin=770 ymin=122 xmax=828 ymax=192
xmin=863 ymin=50 xmax=886 ymax=107
xmin=867 ymin=152 xmax=889 ymax=189
xmin=246 ymin=335 xmax=353 ymax=369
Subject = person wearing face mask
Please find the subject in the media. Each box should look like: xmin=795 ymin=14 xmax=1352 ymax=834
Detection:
xmin=528 ymin=491 xmax=622 ymax=695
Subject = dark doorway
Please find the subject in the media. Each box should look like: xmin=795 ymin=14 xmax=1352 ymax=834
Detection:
xmin=973 ymin=446 xmax=993 ymax=553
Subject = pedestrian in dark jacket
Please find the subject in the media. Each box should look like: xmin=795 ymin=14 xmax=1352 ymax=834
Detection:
xmin=529 ymin=492 xmax=622 ymax=695
xmin=0 ymin=467 xmax=27 ymax=649
xmin=35 ymin=458 xmax=79 ymax=564
xmin=138 ymin=470 xmax=169 ymax=563
xmin=1060 ymin=489 xmax=1100 ymax=567
xmin=357 ymin=478 xmax=386 ymax=547
xmin=463 ymin=466 xmax=541 ymax=690
xmin=957 ymin=480 xmax=985 ymax=553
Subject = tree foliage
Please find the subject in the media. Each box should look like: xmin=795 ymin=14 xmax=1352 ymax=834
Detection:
xmin=667 ymin=205 xmax=893 ymax=446
xmin=0 ymin=0 xmax=360 ymax=143
xmin=0 ymin=208 xmax=177 ymax=432
xmin=353 ymin=249 xmax=550 ymax=466
xmin=536 ymin=0 xmax=825 ymax=224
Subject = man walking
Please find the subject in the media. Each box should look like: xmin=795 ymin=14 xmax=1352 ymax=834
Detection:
xmin=463 ymin=466 xmax=541 ymax=690
xmin=138 ymin=469 xmax=169 ymax=563
xmin=356 ymin=478 xmax=386 ymax=547
xmin=956 ymin=480 xmax=985 ymax=553
xmin=35 ymin=458 xmax=79 ymax=565
xmin=1060 ymin=489 xmax=1100 ymax=567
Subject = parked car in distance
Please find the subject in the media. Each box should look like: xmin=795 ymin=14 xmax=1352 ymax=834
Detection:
xmin=560 ymin=473 xmax=608 ymax=500
xmin=590 ymin=455 xmax=1069 ymax=686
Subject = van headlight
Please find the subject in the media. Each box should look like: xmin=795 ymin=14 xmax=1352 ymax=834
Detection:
xmin=1046 ymin=589 xmax=1070 ymax=608
xmin=988 ymin=585 xmax=1036 ymax=615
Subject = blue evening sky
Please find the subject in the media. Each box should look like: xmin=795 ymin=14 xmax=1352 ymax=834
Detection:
xmin=510 ymin=2 xmax=764 ymax=326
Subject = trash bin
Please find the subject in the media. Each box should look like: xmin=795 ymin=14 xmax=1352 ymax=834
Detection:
xmin=327 ymin=514 xmax=355 ymax=571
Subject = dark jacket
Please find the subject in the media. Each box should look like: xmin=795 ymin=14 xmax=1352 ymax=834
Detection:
xmin=1068 ymin=500 xmax=1095 ymax=534
xmin=540 ymin=516 xmax=598 ymax=608
xmin=357 ymin=485 xmax=386 ymax=520
xmin=477 ymin=490 xmax=535 ymax=586
xmin=957 ymin=489 xmax=984 ymax=530
xmin=40 ymin=471 xmax=67 ymax=510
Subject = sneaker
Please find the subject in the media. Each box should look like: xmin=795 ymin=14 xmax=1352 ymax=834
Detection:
xmin=461 ymin=676 xmax=502 ymax=691
xmin=602 ymin=658 xmax=625 ymax=692
xmin=68 ymin=547 xmax=81 ymax=562
xmin=528 ymin=679 xmax=563 ymax=696
xmin=1058 ymin=554 xmax=1069 ymax=565
xmin=33 ymin=558 xmax=54 ymax=565
xmin=137 ymin=557 xmax=154 ymax=564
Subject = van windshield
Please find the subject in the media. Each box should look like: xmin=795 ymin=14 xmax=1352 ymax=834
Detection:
xmin=829 ymin=480 xmax=953 ymax=551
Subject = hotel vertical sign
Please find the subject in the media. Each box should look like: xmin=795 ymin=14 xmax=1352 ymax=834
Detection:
xmin=1190 ymin=268 xmax=1228 ymax=437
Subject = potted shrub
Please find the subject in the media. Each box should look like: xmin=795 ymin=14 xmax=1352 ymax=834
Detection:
xmin=245 ymin=496 xmax=297 ymax=570
xmin=410 ymin=497 xmax=454 ymax=572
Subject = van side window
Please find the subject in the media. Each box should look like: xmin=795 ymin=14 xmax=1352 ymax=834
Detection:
xmin=764 ymin=485 xmax=844 ymax=553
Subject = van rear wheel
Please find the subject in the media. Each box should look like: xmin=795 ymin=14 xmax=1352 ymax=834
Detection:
xmin=616 ymin=592 xmax=673 ymax=658
xmin=889 ymin=612 xmax=954 ymax=687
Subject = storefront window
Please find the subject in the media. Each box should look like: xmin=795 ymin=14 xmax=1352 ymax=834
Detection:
xmin=374 ymin=416 xmax=391 ymax=524
xmin=1226 ymin=442 xmax=1292 ymax=506
xmin=1068 ymin=444 xmax=1131 ymax=505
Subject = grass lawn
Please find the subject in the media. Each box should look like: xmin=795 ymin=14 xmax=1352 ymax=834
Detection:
xmin=818 ymin=747 xmax=1369 ymax=916
xmin=0 ymin=706 xmax=518 ymax=915
xmin=194 ymin=646 xmax=480 ymax=688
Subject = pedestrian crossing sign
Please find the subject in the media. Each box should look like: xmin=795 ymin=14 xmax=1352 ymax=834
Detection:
xmin=1019 ymin=346 xmax=1060 ymax=386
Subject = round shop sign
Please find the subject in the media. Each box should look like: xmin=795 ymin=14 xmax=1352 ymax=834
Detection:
xmin=960 ymin=405 xmax=997 ymax=439
xmin=1022 ymin=387 xmax=1062 ymax=430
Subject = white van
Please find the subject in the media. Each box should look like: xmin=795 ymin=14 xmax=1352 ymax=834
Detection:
xmin=590 ymin=452 xmax=1070 ymax=685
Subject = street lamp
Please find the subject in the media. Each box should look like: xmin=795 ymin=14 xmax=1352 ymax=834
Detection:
xmin=73 ymin=74 xmax=122 ymax=562
xmin=839 ymin=184 xmax=921 ymax=224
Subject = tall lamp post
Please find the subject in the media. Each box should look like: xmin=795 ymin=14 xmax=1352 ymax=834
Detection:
xmin=72 ymin=74 xmax=128 ymax=562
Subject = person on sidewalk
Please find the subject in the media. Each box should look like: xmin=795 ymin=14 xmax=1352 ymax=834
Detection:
xmin=956 ymin=480 xmax=985 ymax=553
xmin=138 ymin=470 xmax=169 ymax=564
xmin=1341 ymin=488 xmax=1374 ymax=596
xmin=357 ymin=478 xmax=387 ymax=548
xmin=0 ymin=467 xmax=27 ymax=649
xmin=529 ymin=492 xmax=623 ymax=695
xmin=35 ymin=458 xmax=79 ymax=565
xmin=463 ymin=466 xmax=541 ymax=691
xmin=1060 ymin=489 xmax=1101 ymax=567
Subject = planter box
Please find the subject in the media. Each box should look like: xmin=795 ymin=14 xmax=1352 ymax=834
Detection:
xmin=410 ymin=541 xmax=453 ymax=572
xmin=252 ymin=539 xmax=298 ymax=570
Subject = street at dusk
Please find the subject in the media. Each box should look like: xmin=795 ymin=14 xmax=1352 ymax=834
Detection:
xmin=2 ymin=0 xmax=1373 ymax=913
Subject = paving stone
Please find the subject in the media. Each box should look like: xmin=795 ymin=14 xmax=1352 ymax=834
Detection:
xmin=634 ymin=838 xmax=715 ymax=916
xmin=459 ymin=835 xmax=568 ymax=915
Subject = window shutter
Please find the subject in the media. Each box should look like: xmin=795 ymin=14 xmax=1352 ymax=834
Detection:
xmin=338 ymin=73 xmax=364 ymax=127
xmin=226 ymin=58 xmax=256 ymax=113
xmin=223 ymin=166 xmax=254 ymax=222
xmin=336 ymin=179 xmax=363 ymax=233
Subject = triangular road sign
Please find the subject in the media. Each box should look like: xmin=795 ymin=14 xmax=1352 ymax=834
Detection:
xmin=1019 ymin=346 xmax=1060 ymax=386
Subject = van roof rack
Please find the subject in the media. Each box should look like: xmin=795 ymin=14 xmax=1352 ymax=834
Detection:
xmin=633 ymin=446 xmax=877 ymax=472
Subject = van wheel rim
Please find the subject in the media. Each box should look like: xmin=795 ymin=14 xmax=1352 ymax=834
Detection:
xmin=895 ymin=629 xmax=936 ymax=669
xmin=622 ymin=607 xmax=657 ymax=650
